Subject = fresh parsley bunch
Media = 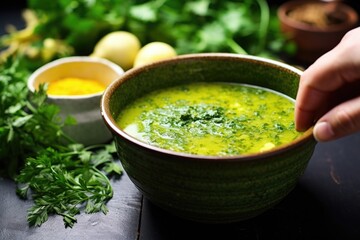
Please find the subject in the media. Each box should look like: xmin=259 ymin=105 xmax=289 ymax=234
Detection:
xmin=0 ymin=58 xmax=66 ymax=178
xmin=0 ymin=58 xmax=122 ymax=228
xmin=16 ymin=143 xmax=121 ymax=228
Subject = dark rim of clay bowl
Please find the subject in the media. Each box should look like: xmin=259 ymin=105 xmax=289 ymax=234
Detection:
xmin=278 ymin=0 xmax=359 ymax=33
xmin=101 ymin=53 xmax=315 ymax=162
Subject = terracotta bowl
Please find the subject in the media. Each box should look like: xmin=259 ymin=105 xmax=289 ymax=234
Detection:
xmin=278 ymin=0 xmax=359 ymax=64
xmin=101 ymin=53 xmax=316 ymax=223
xmin=28 ymin=56 xmax=124 ymax=146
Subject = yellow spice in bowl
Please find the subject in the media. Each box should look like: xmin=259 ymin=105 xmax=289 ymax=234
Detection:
xmin=47 ymin=77 xmax=106 ymax=96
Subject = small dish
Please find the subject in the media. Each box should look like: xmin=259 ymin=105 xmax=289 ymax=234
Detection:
xmin=28 ymin=56 xmax=124 ymax=145
xmin=278 ymin=0 xmax=359 ymax=64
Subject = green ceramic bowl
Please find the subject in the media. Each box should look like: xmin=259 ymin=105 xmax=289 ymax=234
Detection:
xmin=101 ymin=53 xmax=316 ymax=223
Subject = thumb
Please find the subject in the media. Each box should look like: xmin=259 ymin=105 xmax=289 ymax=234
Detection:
xmin=313 ymin=96 xmax=360 ymax=142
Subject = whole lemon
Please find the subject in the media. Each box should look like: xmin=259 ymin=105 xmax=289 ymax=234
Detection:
xmin=90 ymin=31 xmax=141 ymax=70
xmin=134 ymin=42 xmax=177 ymax=68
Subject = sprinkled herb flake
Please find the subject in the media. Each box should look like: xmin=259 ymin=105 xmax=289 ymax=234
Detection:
xmin=117 ymin=82 xmax=303 ymax=156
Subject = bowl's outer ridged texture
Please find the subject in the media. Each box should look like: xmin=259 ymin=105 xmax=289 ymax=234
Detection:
xmin=104 ymin=53 xmax=316 ymax=223
xmin=114 ymin=135 xmax=315 ymax=223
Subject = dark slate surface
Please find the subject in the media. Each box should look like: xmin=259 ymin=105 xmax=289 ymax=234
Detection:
xmin=0 ymin=173 xmax=142 ymax=240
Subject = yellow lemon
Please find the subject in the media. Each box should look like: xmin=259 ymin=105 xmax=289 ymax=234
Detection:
xmin=134 ymin=42 xmax=177 ymax=68
xmin=90 ymin=31 xmax=141 ymax=70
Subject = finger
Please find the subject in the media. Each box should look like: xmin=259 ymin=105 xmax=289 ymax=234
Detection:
xmin=295 ymin=83 xmax=330 ymax=131
xmin=313 ymin=96 xmax=360 ymax=142
xmin=295 ymin=45 xmax=360 ymax=131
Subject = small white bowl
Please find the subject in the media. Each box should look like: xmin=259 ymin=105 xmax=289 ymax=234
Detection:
xmin=28 ymin=56 xmax=124 ymax=146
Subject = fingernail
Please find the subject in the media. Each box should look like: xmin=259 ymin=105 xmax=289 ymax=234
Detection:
xmin=314 ymin=121 xmax=335 ymax=142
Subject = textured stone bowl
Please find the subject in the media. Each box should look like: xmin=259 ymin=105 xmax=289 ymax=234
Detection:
xmin=101 ymin=53 xmax=316 ymax=223
xmin=28 ymin=56 xmax=124 ymax=146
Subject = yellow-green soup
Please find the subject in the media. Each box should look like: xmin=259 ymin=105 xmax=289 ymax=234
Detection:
xmin=117 ymin=82 xmax=302 ymax=156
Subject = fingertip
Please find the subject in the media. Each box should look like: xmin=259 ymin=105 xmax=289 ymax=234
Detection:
xmin=294 ymin=109 xmax=314 ymax=133
xmin=313 ymin=121 xmax=335 ymax=142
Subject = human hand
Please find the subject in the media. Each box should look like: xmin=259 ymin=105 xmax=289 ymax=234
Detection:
xmin=295 ymin=27 xmax=360 ymax=142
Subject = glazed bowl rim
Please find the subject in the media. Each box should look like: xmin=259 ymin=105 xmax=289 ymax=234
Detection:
xmin=27 ymin=56 xmax=124 ymax=100
xmin=101 ymin=53 xmax=315 ymax=162
xmin=277 ymin=0 xmax=359 ymax=33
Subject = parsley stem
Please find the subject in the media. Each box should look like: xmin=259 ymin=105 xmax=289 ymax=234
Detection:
xmin=226 ymin=38 xmax=247 ymax=55
xmin=91 ymin=166 xmax=113 ymax=197
xmin=256 ymin=0 xmax=270 ymax=54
